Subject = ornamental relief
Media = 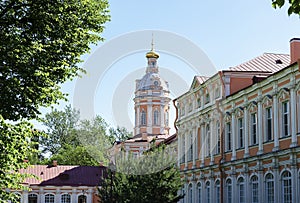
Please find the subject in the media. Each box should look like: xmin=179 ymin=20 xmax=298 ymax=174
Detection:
xmin=247 ymin=101 xmax=258 ymax=113
xmin=278 ymin=88 xmax=290 ymax=102
xmin=234 ymin=107 xmax=244 ymax=118
xmin=262 ymin=95 xmax=273 ymax=108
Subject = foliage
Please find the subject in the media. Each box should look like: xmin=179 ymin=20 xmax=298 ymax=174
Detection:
xmin=272 ymin=0 xmax=300 ymax=16
xmin=0 ymin=116 xmax=38 ymax=202
xmin=98 ymin=143 xmax=183 ymax=203
xmin=40 ymin=105 xmax=80 ymax=155
xmin=0 ymin=0 xmax=110 ymax=200
xmin=40 ymin=106 xmax=132 ymax=166
xmin=0 ymin=0 xmax=110 ymax=121
xmin=109 ymin=126 xmax=132 ymax=143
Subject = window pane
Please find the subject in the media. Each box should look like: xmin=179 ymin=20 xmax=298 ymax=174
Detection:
xmin=45 ymin=194 xmax=54 ymax=203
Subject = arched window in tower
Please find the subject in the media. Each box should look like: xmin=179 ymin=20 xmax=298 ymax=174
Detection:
xmin=141 ymin=110 xmax=146 ymax=126
xmin=154 ymin=109 xmax=159 ymax=125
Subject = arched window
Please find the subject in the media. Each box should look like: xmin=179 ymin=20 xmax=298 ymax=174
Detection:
xmin=226 ymin=179 xmax=232 ymax=203
xmin=78 ymin=195 xmax=87 ymax=203
xmin=153 ymin=109 xmax=159 ymax=125
xmin=197 ymin=182 xmax=202 ymax=203
xmin=61 ymin=194 xmax=71 ymax=203
xmin=282 ymin=171 xmax=292 ymax=203
xmin=226 ymin=122 xmax=232 ymax=151
xmin=28 ymin=194 xmax=38 ymax=203
xmin=265 ymin=173 xmax=274 ymax=203
xmin=45 ymin=194 xmax=55 ymax=203
xmin=141 ymin=110 xmax=146 ymax=126
xmin=250 ymin=175 xmax=259 ymax=203
xmin=205 ymin=181 xmax=210 ymax=203
xmin=206 ymin=124 xmax=210 ymax=157
xmin=215 ymin=180 xmax=220 ymax=203
xmin=188 ymin=183 xmax=193 ymax=203
xmin=237 ymin=177 xmax=245 ymax=203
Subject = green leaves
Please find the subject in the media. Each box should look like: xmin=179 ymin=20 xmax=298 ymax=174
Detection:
xmin=0 ymin=0 xmax=110 ymax=121
xmin=98 ymin=144 xmax=184 ymax=203
xmin=0 ymin=116 xmax=38 ymax=201
xmin=272 ymin=0 xmax=300 ymax=15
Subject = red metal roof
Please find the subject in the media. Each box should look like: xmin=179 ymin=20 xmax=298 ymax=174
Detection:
xmin=229 ymin=53 xmax=290 ymax=73
xmin=20 ymin=165 xmax=106 ymax=186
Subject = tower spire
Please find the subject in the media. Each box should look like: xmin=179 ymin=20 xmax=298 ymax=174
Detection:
xmin=146 ymin=34 xmax=159 ymax=59
xmin=151 ymin=33 xmax=154 ymax=51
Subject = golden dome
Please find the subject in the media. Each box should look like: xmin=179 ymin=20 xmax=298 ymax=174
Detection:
xmin=146 ymin=50 xmax=159 ymax=59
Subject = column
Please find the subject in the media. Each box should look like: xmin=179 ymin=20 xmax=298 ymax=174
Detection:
xmin=231 ymin=170 xmax=237 ymax=203
xmin=23 ymin=190 xmax=28 ymax=203
xmin=291 ymin=153 xmax=297 ymax=203
xmin=55 ymin=189 xmax=60 ymax=203
xmin=136 ymin=105 xmax=140 ymax=135
xmin=290 ymin=87 xmax=297 ymax=147
xmin=273 ymin=93 xmax=279 ymax=151
xmin=273 ymin=163 xmax=279 ymax=203
xmin=258 ymin=162 xmax=264 ymax=203
xmin=160 ymin=105 xmax=164 ymax=129
xmin=87 ymin=188 xmax=93 ymax=203
xmin=39 ymin=188 xmax=44 ymax=203
xmin=184 ymin=131 xmax=188 ymax=170
xmin=192 ymin=125 xmax=196 ymax=168
xmin=71 ymin=189 xmax=77 ymax=203
xmin=201 ymin=124 xmax=205 ymax=167
xmin=244 ymin=106 xmax=249 ymax=157
xmin=257 ymin=99 xmax=263 ymax=155
xmin=244 ymin=166 xmax=250 ymax=203
xmin=147 ymin=103 xmax=152 ymax=133
xmin=231 ymin=112 xmax=236 ymax=160
xmin=177 ymin=129 xmax=181 ymax=167
xmin=210 ymin=121 xmax=214 ymax=164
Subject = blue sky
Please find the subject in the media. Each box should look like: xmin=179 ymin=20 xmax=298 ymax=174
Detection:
xmin=45 ymin=0 xmax=300 ymax=133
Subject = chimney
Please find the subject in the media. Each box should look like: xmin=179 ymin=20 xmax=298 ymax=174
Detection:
xmin=52 ymin=160 xmax=58 ymax=167
xmin=290 ymin=38 xmax=300 ymax=64
xmin=142 ymin=132 xmax=148 ymax=141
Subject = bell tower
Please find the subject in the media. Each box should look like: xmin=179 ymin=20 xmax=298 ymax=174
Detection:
xmin=133 ymin=41 xmax=170 ymax=136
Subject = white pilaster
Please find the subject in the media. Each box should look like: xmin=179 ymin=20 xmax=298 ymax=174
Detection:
xmin=231 ymin=113 xmax=236 ymax=161
xmin=290 ymin=87 xmax=297 ymax=147
xmin=244 ymin=106 xmax=249 ymax=157
xmin=257 ymin=100 xmax=263 ymax=155
xmin=87 ymin=188 xmax=93 ymax=203
xmin=201 ymin=124 xmax=205 ymax=167
xmin=273 ymin=93 xmax=279 ymax=151
xmin=147 ymin=103 xmax=152 ymax=133
xmin=23 ymin=190 xmax=28 ymax=203
xmin=192 ymin=125 xmax=196 ymax=168
xmin=177 ymin=129 xmax=181 ymax=167
xmin=184 ymin=132 xmax=188 ymax=169
xmin=71 ymin=189 xmax=77 ymax=203
xmin=210 ymin=121 xmax=214 ymax=164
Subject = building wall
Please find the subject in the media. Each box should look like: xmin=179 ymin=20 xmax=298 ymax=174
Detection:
xmin=12 ymin=186 xmax=97 ymax=203
xmin=176 ymin=62 xmax=300 ymax=203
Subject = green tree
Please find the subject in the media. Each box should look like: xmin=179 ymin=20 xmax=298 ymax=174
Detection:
xmin=0 ymin=0 xmax=110 ymax=121
xmin=0 ymin=116 xmax=37 ymax=202
xmin=272 ymin=0 xmax=300 ymax=16
xmin=41 ymin=106 xmax=118 ymax=166
xmin=0 ymin=0 xmax=110 ymax=200
xmin=109 ymin=126 xmax=132 ymax=143
xmin=98 ymin=143 xmax=183 ymax=203
xmin=40 ymin=105 xmax=80 ymax=155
